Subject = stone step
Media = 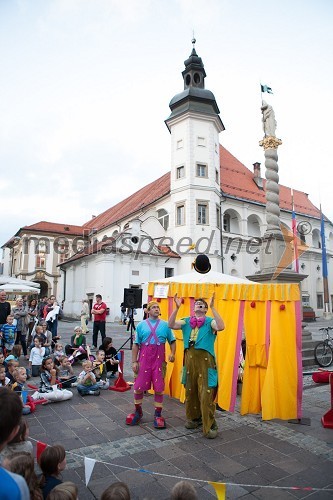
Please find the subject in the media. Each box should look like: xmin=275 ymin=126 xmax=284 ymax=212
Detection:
xmin=302 ymin=345 xmax=319 ymax=355
xmin=302 ymin=355 xmax=319 ymax=367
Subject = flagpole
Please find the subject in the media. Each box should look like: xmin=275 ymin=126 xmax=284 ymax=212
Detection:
xmin=291 ymin=188 xmax=299 ymax=273
xmin=320 ymin=204 xmax=330 ymax=316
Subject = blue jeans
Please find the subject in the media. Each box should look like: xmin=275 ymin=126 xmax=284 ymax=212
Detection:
xmin=77 ymin=383 xmax=100 ymax=395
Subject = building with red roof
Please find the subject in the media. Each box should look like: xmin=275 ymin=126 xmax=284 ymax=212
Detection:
xmin=2 ymin=43 xmax=332 ymax=320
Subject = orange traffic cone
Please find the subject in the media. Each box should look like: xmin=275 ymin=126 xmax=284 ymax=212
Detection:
xmin=109 ymin=349 xmax=131 ymax=392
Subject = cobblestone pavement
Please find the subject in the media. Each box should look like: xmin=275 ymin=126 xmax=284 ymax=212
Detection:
xmin=20 ymin=320 xmax=333 ymax=499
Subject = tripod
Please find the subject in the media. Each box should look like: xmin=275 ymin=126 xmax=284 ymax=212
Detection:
xmin=119 ymin=308 xmax=136 ymax=350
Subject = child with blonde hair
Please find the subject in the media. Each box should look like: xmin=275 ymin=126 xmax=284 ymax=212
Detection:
xmin=77 ymin=359 xmax=100 ymax=396
xmin=93 ymin=350 xmax=109 ymax=389
xmin=47 ymin=481 xmax=78 ymax=500
xmin=53 ymin=343 xmax=64 ymax=365
xmin=57 ymin=356 xmax=77 ymax=388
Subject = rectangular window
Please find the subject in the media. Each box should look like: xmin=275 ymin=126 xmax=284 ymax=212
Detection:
xmin=165 ymin=268 xmax=174 ymax=278
xmin=176 ymin=139 xmax=183 ymax=149
xmin=197 ymin=136 xmax=206 ymax=147
xmin=36 ymin=255 xmax=46 ymax=268
xmin=196 ymin=163 xmax=207 ymax=177
xmin=317 ymin=294 xmax=323 ymax=309
xmin=176 ymin=166 xmax=185 ymax=179
xmin=176 ymin=204 xmax=185 ymax=226
xmin=197 ymin=201 xmax=209 ymax=225
xmin=215 ymin=168 xmax=219 ymax=184
xmin=216 ymin=205 xmax=221 ymax=229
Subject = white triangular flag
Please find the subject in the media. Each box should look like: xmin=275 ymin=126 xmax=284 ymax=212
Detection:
xmin=84 ymin=457 xmax=96 ymax=486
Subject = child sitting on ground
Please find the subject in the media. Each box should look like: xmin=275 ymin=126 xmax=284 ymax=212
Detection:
xmin=0 ymin=315 xmax=17 ymax=354
xmin=0 ymin=349 xmax=4 ymax=366
xmin=0 ymin=365 xmax=10 ymax=387
xmin=0 ymin=420 xmax=34 ymax=459
xmin=99 ymin=337 xmax=120 ymax=378
xmin=30 ymin=325 xmax=46 ymax=350
xmin=12 ymin=366 xmax=34 ymax=414
xmin=31 ymin=357 xmax=73 ymax=402
xmin=4 ymin=344 xmax=22 ymax=366
xmin=65 ymin=326 xmax=90 ymax=363
xmin=2 ymin=451 xmax=43 ymax=500
xmin=93 ymin=350 xmax=109 ymax=389
xmin=29 ymin=337 xmax=46 ymax=377
xmin=5 ymin=359 xmax=19 ymax=385
xmin=53 ymin=343 xmax=64 ymax=365
xmin=77 ymin=359 xmax=100 ymax=396
xmin=57 ymin=356 xmax=77 ymax=388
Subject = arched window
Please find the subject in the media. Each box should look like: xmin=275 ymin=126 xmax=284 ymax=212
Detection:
xmin=247 ymin=214 xmax=262 ymax=237
xmin=223 ymin=213 xmax=230 ymax=232
xmin=223 ymin=210 xmax=241 ymax=234
xmin=312 ymin=229 xmax=321 ymax=249
xmin=157 ymin=209 xmax=169 ymax=230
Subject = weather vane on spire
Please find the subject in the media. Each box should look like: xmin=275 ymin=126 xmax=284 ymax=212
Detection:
xmin=192 ymin=31 xmax=196 ymax=47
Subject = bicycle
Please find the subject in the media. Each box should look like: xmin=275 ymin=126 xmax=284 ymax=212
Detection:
xmin=314 ymin=326 xmax=333 ymax=367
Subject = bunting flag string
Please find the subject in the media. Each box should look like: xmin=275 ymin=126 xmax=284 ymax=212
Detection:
xmin=28 ymin=437 xmax=333 ymax=494
xmin=84 ymin=457 xmax=96 ymax=486
xmin=36 ymin=440 xmax=48 ymax=461
xmin=209 ymin=481 xmax=226 ymax=499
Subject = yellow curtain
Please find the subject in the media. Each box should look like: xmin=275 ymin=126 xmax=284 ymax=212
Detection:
xmin=241 ymin=301 xmax=268 ymax=415
xmin=261 ymin=301 xmax=298 ymax=420
xmin=215 ymin=299 xmax=243 ymax=411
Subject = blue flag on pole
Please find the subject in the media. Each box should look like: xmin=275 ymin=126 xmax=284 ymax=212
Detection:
xmin=261 ymin=84 xmax=273 ymax=94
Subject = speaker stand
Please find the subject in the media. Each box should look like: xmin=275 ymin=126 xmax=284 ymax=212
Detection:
xmin=119 ymin=308 xmax=136 ymax=350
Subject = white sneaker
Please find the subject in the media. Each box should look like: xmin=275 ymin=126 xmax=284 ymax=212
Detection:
xmin=71 ymin=382 xmax=78 ymax=387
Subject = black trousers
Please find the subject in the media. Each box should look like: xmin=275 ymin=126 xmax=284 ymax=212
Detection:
xmin=15 ymin=331 xmax=27 ymax=356
xmin=93 ymin=321 xmax=106 ymax=347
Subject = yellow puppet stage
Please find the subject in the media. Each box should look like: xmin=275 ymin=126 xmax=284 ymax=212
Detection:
xmin=147 ymin=273 xmax=303 ymax=421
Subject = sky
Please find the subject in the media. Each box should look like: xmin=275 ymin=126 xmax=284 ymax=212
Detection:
xmin=1 ymin=0 xmax=333 ymax=245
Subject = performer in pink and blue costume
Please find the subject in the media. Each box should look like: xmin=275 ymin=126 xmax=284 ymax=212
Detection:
xmin=126 ymin=301 xmax=176 ymax=428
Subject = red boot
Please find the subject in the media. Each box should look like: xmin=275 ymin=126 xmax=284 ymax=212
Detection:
xmin=126 ymin=408 xmax=143 ymax=426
